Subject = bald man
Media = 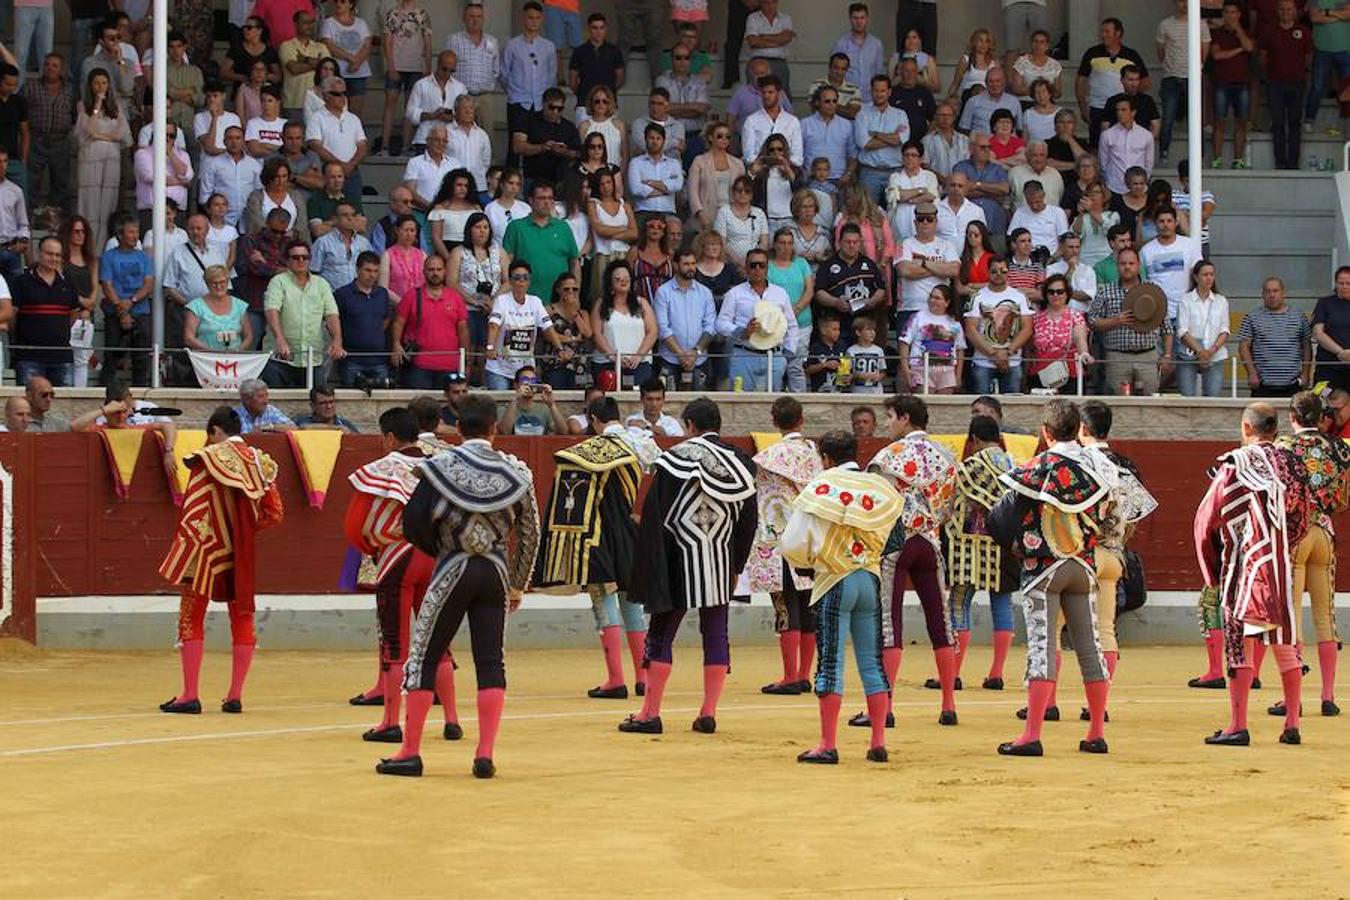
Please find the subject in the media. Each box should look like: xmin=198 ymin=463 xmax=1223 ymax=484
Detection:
xmin=3 ymin=396 xmax=32 ymax=432
xmin=25 ymin=376 xmax=70 ymax=431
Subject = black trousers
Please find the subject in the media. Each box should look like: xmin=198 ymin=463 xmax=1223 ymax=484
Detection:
xmin=103 ymin=312 xmax=151 ymax=386
xmin=1251 ymin=382 xmax=1302 ymax=398
xmin=895 ymin=0 xmax=937 ymax=57
xmin=723 ymin=0 xmax=752 ymax=88
xmin=405 ymin=557 xmax=507 ymax=692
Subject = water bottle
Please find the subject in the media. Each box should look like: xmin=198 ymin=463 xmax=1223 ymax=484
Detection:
xmin=1308 ymin=155 xmax=1321 ymax=171
xmin=733 ymin=376 xmax=744 ymax=392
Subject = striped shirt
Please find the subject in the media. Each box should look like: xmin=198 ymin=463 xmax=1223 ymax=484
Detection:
xmin=1006 ymin=257 xmax=1045 ymax=297
xmin=1088 ymin=281 xmax=1175 ymax=353
xmin=10 ymin=269 xmax=76 ymax=364
xmin=1237 ymin=306 xmax=1311 ymax=388
xmin=444 ymin=31 xmax=501 ymax=94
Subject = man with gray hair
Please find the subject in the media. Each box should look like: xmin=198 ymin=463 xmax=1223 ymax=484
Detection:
xmin=957 ymin=66 xmax=1022 ymax=135
xmin=1009 ymin=141 xmax=1065 ymax=208
xmin=306 ymin=75 xmax=369 ymax=200
xmin=2 ymin=396 xmax=32 ymax=432
xmin=401 ymin=123 xmax=460 ymax=212
xmin=233 ymin=378 xmax=296 ymax=433
xmin=921 ymin=102 xmax=968 ymax=184
xmin=447 ymin=94 xmax=491 ymax=194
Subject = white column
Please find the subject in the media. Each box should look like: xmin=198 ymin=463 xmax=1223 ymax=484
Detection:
xmin=1188 ymin=0 xmax=1203 ymax=238
xmin=150 ymin=0 xmax=167 ymax=388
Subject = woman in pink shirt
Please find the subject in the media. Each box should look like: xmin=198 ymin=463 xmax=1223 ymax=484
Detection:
xmin=379 ymin=215 xmax=428 ymax=306
xmin=1026 ymin=273 xmax=1092 ymax=392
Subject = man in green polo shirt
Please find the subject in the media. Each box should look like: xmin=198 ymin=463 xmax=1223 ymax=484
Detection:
xmin=502 ymin=181 xmax=580 ymax=301
xmin=308 ymin=161 xmax=367 ymax=239
xmin=263 ymin=239 xmax=347 ymax=388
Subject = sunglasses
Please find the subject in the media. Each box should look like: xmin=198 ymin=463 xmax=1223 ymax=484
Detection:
xmin=510 ymin=272 xmax=530 ymax=281
xmin=914 ymin=214 xmax=935 ymax=222
xmin=547 ymin=104 xmax=564 ymax=111
xmin=673 ymin=54 xmax=691 ymax=60
xmin=327 ymin=90 xmax=346 ymax=96
xmin=747 ymin=260 xmax=767 ymax=269
xmin=1046 ymin=288 xmax=1068 ymax=295
xmin=289 ymin=254 xmax=310 ymax=261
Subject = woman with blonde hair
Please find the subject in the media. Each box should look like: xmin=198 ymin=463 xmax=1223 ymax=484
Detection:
xmin=579 ymin=84 xmax=627 ymax=171
xmin=833 ymin=180 xmax=896 ymax=292
xmin=687 ymin=121 xmax=746 ymax=231
xmin=946 ymin=27 xmax=997 ymax=106
xmin=185 ymin=265 xmax=254 ymax=351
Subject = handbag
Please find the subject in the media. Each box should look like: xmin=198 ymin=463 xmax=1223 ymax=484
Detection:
xmin=400 ymin=288 xmax=423 ymax=363
xmin=1116 ymin=549 xmax=1148 ymax=614
xmin=1038 ymin=358 xmax=1070 ymax=390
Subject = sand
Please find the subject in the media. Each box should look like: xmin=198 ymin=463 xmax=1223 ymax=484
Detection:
xmin=1 ymin=644 xmax=1346 ymax=898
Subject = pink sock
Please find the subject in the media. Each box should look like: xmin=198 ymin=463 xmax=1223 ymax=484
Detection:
xmin=1047 ymin=652 xmax=1062 ymax=708
xmin=642 ymin=661 xmax=673 ymax=719
xmin=1272 ymin=645 xmax=1302 ymax=729
xmin=226 ymin=643 xmax=254 ymax=702
xmin=380 ymin=664 xmax=404 ymax=729
xmin=882 ymin=647 xmax=903 ymax=714
xmin=475 ymin=687 xmax=505 ymax=760
xmin=866 ymin=691 xmax=889 ymax=749
xmin=989 ymin=630 xmax=1013 ymax=680
xmin=934 ymin=646 xmax=957 ymax=713
xmin=817 ymin=692 xmax=842 ymax=751
xmin=177 ymin=639 xmax=203 ymax=702
xmin=599 ymin=626 xmax=625 ymax=689
xmin=1251 ymin=642 xmax=1267 ymax=682
xmin=954 ymin=630 xmax=972 ymax=678
xmin=701 ymin=665 xmax=728 ymax=718
xmin=1084 ymin=679 xmax=1109 ymax=741
xmin=435 ymin=658 xmax=458 ymax=724
xmin=1318 ymin=641 xmax=1338 ymax=703
xmin=1203 ymin=628 xmax=1225 ymax=679
xmin=778 ymin=630 xmax=800 ymax=683
xmin=1227 ymin=666 xmax=1253 ymax=733
xmin=364 ymin=657 xmax=384 ymax=700
xmin=798 ymin=632 xmax=817 ymax=683
xmin=1104 ymin=650 xmax=1119 ymax=680
xmin=1018 ymin=680 xmax=1055 ymax=744
xmin=396 ymin=690 xmax=433 ymax=760
xmin=626 ymin=631 xmax=647 ymax=690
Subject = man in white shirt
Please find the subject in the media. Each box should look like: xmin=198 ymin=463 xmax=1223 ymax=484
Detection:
xmin=306 ymin=75 xmax=369 ymax=200
xmin=405 ymin=49 xmax=466 ymax=152
xmin=163 ymin=214 xmax=227 ymax=308
xmin=935 ymin=171 xmax=987 ymax=246
xmin=401 ymin=124 xmax=461 ymax=211
xmin=745 ymin=0 xmax=796 ymax=95
xmin=627 ymin=124 xmax=684 ymax=216
xmin=1008 ymin=141 xmax=1065 ymax=208
xmin=1007 ymin=180 xmax=1069 ymax=258
xmin=198 ymin=126 xmax=263 ymax=228
xmin=445 ymin=95 xmax=492 ymax=194
xmin=628 ymin=87 xmax=687 ymax=161
xmin=1139 ymin=206 xmax=1201 ymax=324
xmin=194 ymin=81 xmax=241 ymax=157
xmin=629 ymin=379 xmax=686 ymax=436
xmin=1046 ymin=232 xmax=1098 ymax=312
xmin=964 ymin=256 xmax=1034 ymax=395
xmin=0 ymin=150 xmax=28 ymax=279
xmin=715 ymin=247 xmax=799 ymax=391
xmin=895 ymin=202 xmax=959 ymax=331
xmin=244 ymin=86 xmax=287 ymax=159
xmin=741 ymin=74 xmax=803 ymax=166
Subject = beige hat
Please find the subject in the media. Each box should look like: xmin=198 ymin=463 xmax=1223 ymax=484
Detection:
xmin=1123 ymin=283 xmax=1168 ymax=332
xmin=747 ymin=300 xmax=789 ymax=351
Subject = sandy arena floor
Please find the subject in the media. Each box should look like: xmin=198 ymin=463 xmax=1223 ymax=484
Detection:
xmin=0 ymin=640 xmax=1346 ymax=898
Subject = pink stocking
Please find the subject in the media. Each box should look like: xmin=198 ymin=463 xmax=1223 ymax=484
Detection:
xmin=599 ymin=626 xmax=625 ymax=689
xmin=642 ymin=661 xmax=673 ymax=719
xmin=1250 ymin=641 xmax=1267 ymax=683
xmin=395 ymin=690 xmax=433 ymax=760
xmin=934 ymin=646 xmax=957 ymax=713
xmin=626 ymin=631 xmax=647 ymax=689
xmin=177 ymin=639 xmax=204 ymax=703
xmin=1272 ymin=645 xmax=1302 ymax=730
xmin=1318 ymin=641 xmax=1338 ymax=703
xmin=1227 ymin=665 xmax=1254 ymax=734
xmin=989 ymin=630 xmax=1013 ymax=680
xmin=1017 ymin=680 xmax=1055 ymax=744
xmin=816 ymin=692 xmax=842 ymax=751
xmin=1202 ymin=629 xmax=1225 ymax=680
xmin=866 ymin=691 xmax=889 ymax=749
xmin=954 ymin=630 xmax=972 ymax=678
xmin=435 ymin=657 xmax=458 ymax=724
xmin=882 ymin=647 xmax=903 ymax=713
xmin=226 ymin=643 xmax=254 ymax=702
xmin=475 ymin=688 xmax=505 ymax=760
xmin=701 ymin=665 xmax=728 ymax=718
xmin=1103 ymin=650 xmax=1119 ymax=680
xmin=778 ymin=630 xmax=800 ymax=684
xmin=798 ymin=632 xmax=817 ymax=683
xmin=381 ymin=663 xmax=404 ymax=729
xmin=1084 ymin=679 xmax=1109 ymax=741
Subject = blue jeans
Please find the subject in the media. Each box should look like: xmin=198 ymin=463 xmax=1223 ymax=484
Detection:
xmin=1305 ymin=48 xmax=1350 ymax=122
xmin=728 ymin=348 xmax=785 ymax=392
xmin=949 ymin=584 xmax=1015 ymax=632
xmin=340 ymin=357 xmax=391 ymax=387
xmin=543 ymin=5 xmax=582 ymax=49
xmin=0 ymin=248 xmax=23 ymax=280
xmin=587 ymin=586 xmax=647 ymax=632
xmin=14 ymin=358 xmax=73 ymax=387
xmin=13 ymin=5 xmax=52 ymax=82
xmin=814 ymin=570 xmax=888 ymax=697
xmin=1158 ymin=76 xmax=1187 ymax=157
xmin=401 ymin=366 xmax=454 ymax=390
xmin=70 ymin=17 xmax=101 ymax=73
xmin=1175 ymin=357 xmax=1225 ymax=397
xmin=485 ymin=369 xmax=514 ymax=390
xmin=246 ymin=309 xmax=266 ymax=350
xmin=968 ymin=363 xmax=1021 ymax=395
xmin=857 ymin=166 xmax=890 ymax=208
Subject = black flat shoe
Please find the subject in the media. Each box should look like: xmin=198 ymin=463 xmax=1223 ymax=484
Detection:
xmin=1079 ymin=738 xmax=1109 ymax=754
xmin=375 ymin=755 xmax=422 ymax=776
xmin=159 ymin=698 xmax=201 ymax=714
xmin=588 ymin=685 xmax=629 ymax=699
xmin=1187 ymin=676 xmax=1226 ymax=689
xmin=472 ymin=757 xmax=495 ymax=778
xmin=982 ymin=677 xmax=1004 ymax=690
xmin=349 ymin=692 xmax=385 ymax=706
xmin=796 ymin=748 xmax=839 ymax=764
xmin=1323 ymin=699 xmax=1341 ymax=716
xmin=1252 ymin=678 xmax=1263 ymax=689
xmin=1016 ymin=705 xmax=1059 ymax=721
xmin=635 ymin=682 xmax=646 ymax=697
xmin=443 ymin=722 xmax=463 ymax=741
xmin=923 ymin=677 xmax=963 ymax=690
xmin=938 ymin=710 xmax=958 ymax=726
xmin=761 ymin=681 xmax=801 ymax=695
xmin=997 ymin=740 xmax=1043 ymax=756
xmin=791 ymin=680 xmax=812 ymax=694
xmin=865 ymin=746 xmax=888 ymax=763
xmin=1267 ymin=701 xmax=1301 ymax=717
xmin=221 ymin=699 xmax=242 ymax=714
xmin=1079 ymin=707 xmax=1110 ymax=722
xmin=1204 ymin=729 xmax=1250 ymax=746
xmin=618 ymin=714 xmax=662 ymax=734
xmin=691 ymin=715 xmax=716 ymax=734
xmin=1279 ymin=727 xmax=1301 ymax=745
xmin=363 ymin=725 xmax=402 ymax=743
xmin=847 ymin=711 xmax=895 ymax=728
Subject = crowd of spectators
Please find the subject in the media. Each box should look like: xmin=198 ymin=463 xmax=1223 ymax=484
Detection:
xmin=0 ymin=0 xmax=1344 ymax=401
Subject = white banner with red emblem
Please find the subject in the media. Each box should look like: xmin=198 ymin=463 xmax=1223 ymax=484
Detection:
xmin=187 ymin=351 xmax=271 ymax=389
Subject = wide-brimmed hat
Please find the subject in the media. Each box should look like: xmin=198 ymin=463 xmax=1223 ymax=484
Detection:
xmin=748 ymin=300 xmax=788 ymax=350
xmin=1123 ymin=283 xmax=1168 ymax=332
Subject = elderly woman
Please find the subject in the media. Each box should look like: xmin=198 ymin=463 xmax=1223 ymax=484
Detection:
xmin=713 ymin=175 xmax=768 ymax=272
xmin=244 ymin=157 xmax=312 ymax=243
xmin=185 ymin=264 xmax=254 ymax=351
xmin=1059 ymin=153 xmax=1103 ymax=217
xmin=788 ymin=189 xmax=832 ymax=264
xmin=1026 ymin=272 xmax=1092 ymax=392
xmin=1046 ymin=108 xmax=1088 ymax=172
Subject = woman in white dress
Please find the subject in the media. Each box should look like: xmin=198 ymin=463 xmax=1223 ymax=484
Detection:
xmin=577 ymin=85 xmax=627 ymax=172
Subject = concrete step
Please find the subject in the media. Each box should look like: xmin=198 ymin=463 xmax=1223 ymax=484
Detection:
xmin=1208 ymin=247 xmax=1330 ymax=295
xmin=1191 ymin=170 xmax=1339 ymax=213
xmin=1208 ymin=209 xmax=1335 ymax=247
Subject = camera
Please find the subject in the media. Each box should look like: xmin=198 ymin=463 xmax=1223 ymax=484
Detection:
xmin=476 ymin=280 xmax=493 ymax=296
xmin=353 ymin=372 xmax=396 ymax=396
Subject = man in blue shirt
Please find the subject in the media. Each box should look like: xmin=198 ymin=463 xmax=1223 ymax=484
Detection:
xmin=500 ymin=1 xmax=557 ymax=161
xmin=627 ymin=123 xmax=684 ymax=216
xmin=311 ymin=201 xmax=374 ymax=294
xmin=99 ymin=214 xmax=154 ymax=386
xmin=333 ymin=251 xmax=393 ymax=388
xmin=293 ymin=384 xmax=360 ymax=431
xmin=801 ymin=85 xmax=857 ymax=185
xmin=654 ymin=248 xmax=717 ymax=389
xmin=953 ymin=135 xmax=1012 ymax=237
xmin=853 ymin=74 xmax=911 ymax=205
xmin=831 ymin=3 xmax=886 ymax=89
xmin=233 ymin=378 xmax=297 ymax=434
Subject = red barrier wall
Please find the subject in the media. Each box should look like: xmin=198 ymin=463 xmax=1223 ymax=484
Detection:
xmin=14 ymin=433 xmax=1350 ymax=639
